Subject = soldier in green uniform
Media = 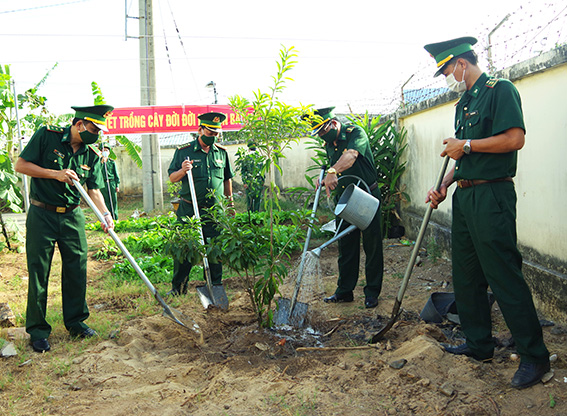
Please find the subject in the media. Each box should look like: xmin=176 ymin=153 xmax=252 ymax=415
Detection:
xmin=310 ymin=107 xmax=383 ymax=309
xmin=424 ymin=37 xmax=550 ymax=389
xmin=167 ymin=112 xmax=234 ymax=295
xmin=100 ymin=144 xmax=120 ymax=220
xmin=14 ymin=105 xmax=115 ymax=353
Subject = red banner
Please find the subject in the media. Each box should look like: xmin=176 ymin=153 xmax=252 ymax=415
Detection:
xmin=104 ymin=105 xmax=244 ymax=135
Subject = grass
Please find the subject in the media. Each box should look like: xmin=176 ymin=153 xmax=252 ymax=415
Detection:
xmin=264 ymin=390 xmax=319 ymax=416
xmin=0 ymin=193 xmax=324 ymax=414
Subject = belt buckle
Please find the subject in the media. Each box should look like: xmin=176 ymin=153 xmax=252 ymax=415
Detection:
xmin=457 ymin=180 xmax=464 ymax=189
xmin=56 ymin=206 xmax=66 ymax=213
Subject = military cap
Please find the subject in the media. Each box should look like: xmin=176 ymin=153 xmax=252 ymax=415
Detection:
xmin=71 ymin=105 xmax=114 ymax=131
xmin=310 ymin=107 xmax=336 ymax=134
xmin=198 ymin=112 xmax=226 ymax=132
xmin=424 ymin=36 xmax=477 ymax=77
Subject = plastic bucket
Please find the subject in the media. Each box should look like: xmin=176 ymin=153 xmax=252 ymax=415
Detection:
xmin=334 ymin=184 xmax=380 ymax=230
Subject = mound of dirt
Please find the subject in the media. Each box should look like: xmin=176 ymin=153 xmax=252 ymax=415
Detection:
xmin=1 ymin=239 xmax=566 ymax=415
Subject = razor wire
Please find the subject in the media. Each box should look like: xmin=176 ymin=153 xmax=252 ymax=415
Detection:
xmin=344 ymin=0 xmax=567 ymax=116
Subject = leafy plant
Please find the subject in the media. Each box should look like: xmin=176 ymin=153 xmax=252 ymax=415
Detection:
xmin=234 ymin=146 xmax=266 ymax=211
xmin=426 ymin=236 xmax=442 ymax=264
xmin=346 ymin=113 xmax=410 ymax=238
xmin=212 ymin=45 xmax=314 ymax=327
xmin=91 ymin=81 xmax=142 ymax=168
xmin=0 ymin=149 xmax=23 ymax=250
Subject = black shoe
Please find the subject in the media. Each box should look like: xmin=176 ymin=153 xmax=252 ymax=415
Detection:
xmin=166 ymin=289 xmax=181 ymax=296
xmin=324 ymin=292 xmax=354 ymax=303
xmin=74 ymin=327 xmax=98 ymax=338
xmin=31 ymin=338 xmax=50 ymax=353
xmin=364 ymin=297 xmax=378 ymax=308
xmin=510 ymin=361 xmax=551 ymax=389
xmin=440 ymin=342 xmax=493 ymax=362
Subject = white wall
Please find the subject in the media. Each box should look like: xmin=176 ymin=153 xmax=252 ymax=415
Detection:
xmin=114 ymin=138 xmax=318 ymax=197
xmin=398 ymin=62 xmax=567 ymax=264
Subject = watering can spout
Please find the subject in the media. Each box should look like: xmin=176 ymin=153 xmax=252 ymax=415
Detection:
xmin=310 ymin=248 xmax=322 ymax=258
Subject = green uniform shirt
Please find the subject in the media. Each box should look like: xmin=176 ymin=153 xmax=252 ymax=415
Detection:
xmin=20 ymin=126 xmax=105 ymax=206
xmin=453 ymin=73 xmax=525 ymax=181
xmin=168 ymin=140 xmax=234 ymax=207
xmin=326 ymin=123 xmax=378 ymax=196
xmin=102 ymin=159 xmax=120 ymax=187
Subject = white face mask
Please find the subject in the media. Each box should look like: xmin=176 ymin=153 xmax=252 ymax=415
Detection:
xmin=445 ymin=64 xmax=467 ymax=93
xmin=102 ymin=150 xmax=110 ymax=158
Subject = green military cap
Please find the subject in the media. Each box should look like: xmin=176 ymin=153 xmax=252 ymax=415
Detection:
xmin=424 ymin=36 xmax=477 ymax=77
xmin=310 ymin=107 xmax=336 ymax=134
xmin=71 ymin=105 xmax=114 ymax=131
xmin=198 ymin=112 xmax=226 ymax=132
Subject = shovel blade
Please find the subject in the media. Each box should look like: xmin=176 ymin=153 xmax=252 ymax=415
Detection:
xmin=274 ymin=298 xmax=309 ymax=327
xmin=196 ymin=285 xmax=229 ymax=310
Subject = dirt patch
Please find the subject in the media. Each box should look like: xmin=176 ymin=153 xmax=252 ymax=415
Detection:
xmin=1 ymin=235 xmax=567 ymax=415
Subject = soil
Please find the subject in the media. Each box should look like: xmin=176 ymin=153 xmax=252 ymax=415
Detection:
xmin=1 ymin=222 xmax=567 ymax=415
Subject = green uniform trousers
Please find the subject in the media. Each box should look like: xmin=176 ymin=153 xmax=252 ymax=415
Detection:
xmin=25 ymin=205 xmax=90 ymax=341
xmin=171 ymin=201 xmax=222 ymax=292
xmin=101 ymin=181 xmax=118 ymax=220
xmin=335 ymin=188 xmax=384 ymax=298
xmin=452 ymin=181 xmax=549 ymax=363
xmin=246 ymin=192 xmax=262 ymax=212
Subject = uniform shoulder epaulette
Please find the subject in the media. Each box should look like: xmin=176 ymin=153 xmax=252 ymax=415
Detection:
xmin=214 ymin=143 xmax=227 ymax=150
xmin=177 ymin=142 xmax=192 ymax=150
xmin=88 ymin=144 xmax=102 ymax=157
xmin=345 ymin=125 xmax=356 ymax=134
xmin=46 ymin=125 xmax=64 ymax=133
xmin=485 ymin=78 xmax=500 ymax=89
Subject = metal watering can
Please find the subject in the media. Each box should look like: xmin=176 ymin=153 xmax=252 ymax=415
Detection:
xmin=310 ymin=178 xmax=380 ymax=258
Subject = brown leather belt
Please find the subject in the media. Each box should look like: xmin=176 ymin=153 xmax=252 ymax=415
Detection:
xmin=457 ymin=177 xmax=513 ymax=189
xmin=180 ymin=197 xmax=192 ymax=205
xmin=30 ymin=198 xmax=78 ymax=214
xmin=369 ymin=182 xmax=378 ymax=192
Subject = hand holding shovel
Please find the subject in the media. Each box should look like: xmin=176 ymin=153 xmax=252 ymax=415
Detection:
xmin=70 ymin=179 xmax=200 ymax=335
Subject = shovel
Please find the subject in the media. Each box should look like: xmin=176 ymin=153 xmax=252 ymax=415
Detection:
xmin=370 ymin=155 xmax=450 ymax=343
xmin=185 ymin=160 xmax=229 ymax=310
xmin=274 ymin=166 xmax=326 ymax=327
xmin=71 ymin=179 xmax=200 ymax=335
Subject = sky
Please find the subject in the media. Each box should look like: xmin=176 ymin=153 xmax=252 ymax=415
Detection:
xmin=0 ymin=0 xmax=556 ymax=117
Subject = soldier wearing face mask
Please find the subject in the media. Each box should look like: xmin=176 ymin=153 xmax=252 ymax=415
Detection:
xmin=309 ymin=107 xmax=384 ymax=309
xmin=424 ymin=36 xmax=550 ymax=389
xmin=167 ymin=112 xmax=234 ymax=296
xmin=100 ymin=145 xmax=120 ymax=220
xmin=14 ymin=105 xmax=115 ymax=353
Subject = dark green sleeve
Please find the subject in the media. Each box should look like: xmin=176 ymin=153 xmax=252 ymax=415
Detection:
xmin=224 ymin=151 xmax=234 ymax=181
xmin=112 ymin=160 xmax=120 ymax=184
xmin=19 ymin=127 xmax=47 ymax=164
xmin=346 ymin=126 xmax=368 ymax=154
xmin=168 ymin=149 xmax=182 ymax=176
xmin=491 ymin=80 xmax=525 ymax=135
xmin=86 ymin=154 xmax=105 ymax=190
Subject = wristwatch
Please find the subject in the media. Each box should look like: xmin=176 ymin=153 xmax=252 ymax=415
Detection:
xmin=327 ymin=167 xmax=337 ymax=175
xmin=463 ymin=139 xmax=472 ymax=155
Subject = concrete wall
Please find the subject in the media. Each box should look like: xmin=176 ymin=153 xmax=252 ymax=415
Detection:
xmin=397 ymin=45 xmax=567 ymax=323
xmin=112 ymin=45 xmax=567 ymax=322
xmin=114 ymin=138 xmax=318 ymax=197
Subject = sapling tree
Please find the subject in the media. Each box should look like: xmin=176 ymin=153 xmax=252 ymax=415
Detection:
xmin=212 ymin=45 xmax=314 ymax=327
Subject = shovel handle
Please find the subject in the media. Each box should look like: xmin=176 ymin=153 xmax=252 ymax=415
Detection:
xmin=289 ymin=166 xmax=326 ymax=313
xmin=185 ymin=159 xmax=216 ymax=302
xmin=71 ymin=179 xmax=156 ymax=293
xmin=393 ymin=155 xmax=450 ymax=310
